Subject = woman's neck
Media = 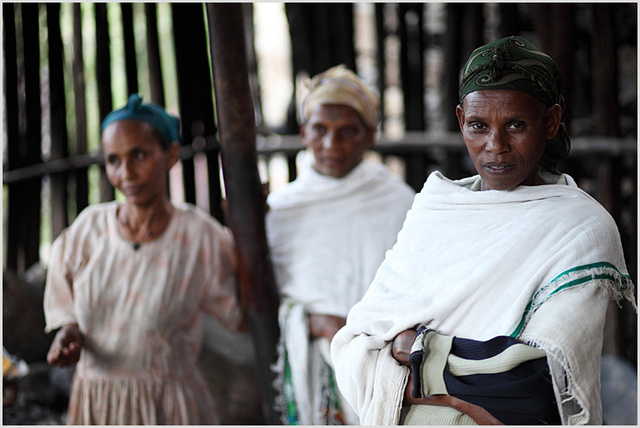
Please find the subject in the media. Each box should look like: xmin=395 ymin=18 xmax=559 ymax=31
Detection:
xmin=117 ymin=198 xmax=173 ymax=244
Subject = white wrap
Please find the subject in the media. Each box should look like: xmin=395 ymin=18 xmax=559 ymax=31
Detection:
xmin=331 ymin=171 xmax=635 ymax=425
xmin=267 ymin=158 xmax=415 ymax=424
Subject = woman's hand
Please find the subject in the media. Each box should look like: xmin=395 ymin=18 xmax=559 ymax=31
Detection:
xmin=47 ymin=323 xmax=83 ymax=367
xmin=308 ymin=313 xmax=346 ymax=342
xmin=392 ymin=328 xmax=417 ymax=366
xmin=405 ymin=374 xmax=502 ymax=424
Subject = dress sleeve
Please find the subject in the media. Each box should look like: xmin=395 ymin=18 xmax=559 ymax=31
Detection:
xmin=43 ymin=229 xmax=77 ymax=332
xmin=201 ymin=224 xmax=243 ymax=331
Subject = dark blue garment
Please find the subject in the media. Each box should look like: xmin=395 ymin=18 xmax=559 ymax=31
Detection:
xmin=411 ymin=328 xmax=561 ymax=425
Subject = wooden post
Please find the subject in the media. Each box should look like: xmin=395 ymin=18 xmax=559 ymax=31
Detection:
xmin=205 ymin=3 xmax=281 ymax=424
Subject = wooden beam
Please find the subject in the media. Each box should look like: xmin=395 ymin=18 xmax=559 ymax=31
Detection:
xmin=205 ymin=3 xmax=281 ymax=424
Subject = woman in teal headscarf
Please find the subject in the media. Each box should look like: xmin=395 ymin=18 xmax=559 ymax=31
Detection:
xmin=44 ymin=94 xmax=245 ymax=424
xmin=331 ymin=36 xmax=635 ymax=425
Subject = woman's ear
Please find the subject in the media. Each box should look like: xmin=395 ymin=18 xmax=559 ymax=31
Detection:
xmin=545 ymin=104 xmax=563 ymax=140
xmin=300 ymin=123 xmax=311 ymax=148
xmin=166 ymin=142 xmax=180 ymax=170
xmin=455 ymin=104 xmax=465 ymax=132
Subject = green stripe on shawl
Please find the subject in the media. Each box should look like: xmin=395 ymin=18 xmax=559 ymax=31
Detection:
xmin=510 ymin=262 xmax=633 ymax=337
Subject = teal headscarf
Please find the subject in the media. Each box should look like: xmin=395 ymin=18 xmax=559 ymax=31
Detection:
xmin=101 ymin=94 xmax=181 ymax=148
xmin=459 ymin=36 xmax=570 ymax=173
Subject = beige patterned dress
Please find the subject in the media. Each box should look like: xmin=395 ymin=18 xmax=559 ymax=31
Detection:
xmin=44 ymin=201 xmax=242 ymax=424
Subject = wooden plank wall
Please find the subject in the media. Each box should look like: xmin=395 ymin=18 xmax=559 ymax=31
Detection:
xmin=2 ymin=3 xmax=637 ymax=363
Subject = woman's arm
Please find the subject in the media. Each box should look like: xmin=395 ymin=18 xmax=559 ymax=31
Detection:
xmin=308 ymin=313 xmax=346 ymax=342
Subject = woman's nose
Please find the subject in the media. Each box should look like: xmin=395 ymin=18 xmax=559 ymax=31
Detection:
xmin=121 ymin=160 xmax=135 ymax=180
xmin=322 ymin=132 xmax=337 ymax=149
xmin=485 ymin=130 xmax=510 ymax=153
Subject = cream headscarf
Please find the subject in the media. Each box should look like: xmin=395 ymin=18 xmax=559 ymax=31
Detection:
xmin=300 ymin=65 xmax=380 ymax=129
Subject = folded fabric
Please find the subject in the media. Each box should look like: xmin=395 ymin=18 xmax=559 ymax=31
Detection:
xmin=409 ymin=326 xmax=560 ymax=425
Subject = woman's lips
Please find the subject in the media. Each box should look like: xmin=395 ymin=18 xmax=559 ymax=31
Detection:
xmin=483 ymin=162 xmax=515 ymax=174
xmin=122 ymin=185 xmax=142 ymax=196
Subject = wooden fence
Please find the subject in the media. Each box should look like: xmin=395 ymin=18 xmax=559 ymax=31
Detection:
xmin=3 ymin=2 xmax=637 ymax=367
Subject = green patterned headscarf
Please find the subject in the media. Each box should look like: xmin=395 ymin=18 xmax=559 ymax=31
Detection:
xmin=459 ymin=36 xmax=570 ymax=173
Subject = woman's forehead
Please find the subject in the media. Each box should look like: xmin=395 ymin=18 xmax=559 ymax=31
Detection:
xmin=462 ymin=90 xmax=544 ymax=112
xmin=306 ymin=104 xmax=367 ymax=126
xmin=102 ymin=120 xmax=163 ymax=149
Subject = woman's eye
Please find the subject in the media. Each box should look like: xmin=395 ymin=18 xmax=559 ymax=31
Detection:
xmin=340 ymin=127 xmax=358 ymax=138
xmin=311 ymin=125 xmax=326 ymax=135
xmin=106 ymin=156 xmax=120 ymax=167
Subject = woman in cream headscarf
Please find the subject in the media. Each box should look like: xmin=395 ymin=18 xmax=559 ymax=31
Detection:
xmin=330 ymin=36 xmax=635 ymax=425
xmin=267 ymin=65 xmax=415 ymax=425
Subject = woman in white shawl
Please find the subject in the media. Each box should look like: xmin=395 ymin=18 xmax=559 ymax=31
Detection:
xmin=267 ymin=65 xmax=415 ymax=425
xmin=330 ymin=36 xmax=635 ymax=425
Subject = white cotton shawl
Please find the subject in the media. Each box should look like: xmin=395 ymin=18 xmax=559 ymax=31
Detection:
xmin=267 ymin=159 xmax=415 ymax=425
xmin=331 ymin=171 xmax=635 ymax=426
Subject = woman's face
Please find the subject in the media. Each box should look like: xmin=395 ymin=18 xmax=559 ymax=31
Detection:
xmin=456 ymin=90 xmax=562 ymax=191
xmin=301 ymin=104 xmax=375 ymax=178
xmin=102 ymin=120 xmax=178 ymax=206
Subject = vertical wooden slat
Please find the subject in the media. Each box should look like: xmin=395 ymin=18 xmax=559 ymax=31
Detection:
xmin=287 ymin=153 xmax=297 ymax=183
xmin=171 ymin=3 xmax=220 ymax=216
xmin=144 ymin=3 xmax=165 ymax=106
xmin=374 ymin=4 xmax=386 ymax=130
xmin=73 ymin=4 xmax=89 ymax=214
xmin=205 ymin=4 xmax=281 ymax=423
xmin=329 ymin=4 xmax=356 ymax=73
xmin=121 ymin=3 xmax=138 ymax=96
xmin=4 ymin=3 xmax=20 ymax=271
xmin=21 ymin=3 xmax=43 ymax=271
xmin=398 ymin=3 xmax=425 ymax=131
xmin=498 ymin=3 xmax=521 ymax=38
xmin=550 ymin=4 xmax=576 ymax=131
xmin=284 ymin=4 xmax=357 ymax=135
xmin=531 ymin=4 xmax=552 ymax=50
xmin=462 ymin=4 xmax=484 ymax=56
xmin=592 ymin=3 xmax=619 ymax=137
xmin=243 ymin=4 xmax=264 ymax=129
xmin=95 ymin=3 xmax=115 ymax=202
xmin=443 ymin=3 xmax=463 ymax=132
xmin=46 ymin=3 xmax=70 ymax=239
